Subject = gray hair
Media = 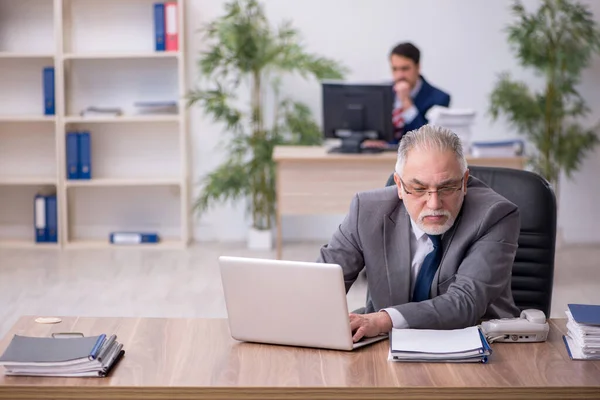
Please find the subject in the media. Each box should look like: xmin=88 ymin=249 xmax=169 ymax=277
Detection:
xmin=395 ymin=124 xmax=468 ymax=176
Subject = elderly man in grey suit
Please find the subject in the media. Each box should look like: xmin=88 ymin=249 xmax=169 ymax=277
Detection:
xmin=318 ymin=124 xmax=521 ymax=342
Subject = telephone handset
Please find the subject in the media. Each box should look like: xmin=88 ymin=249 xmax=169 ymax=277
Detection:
xmin=480 ymin=309 xmax=549 ymax=343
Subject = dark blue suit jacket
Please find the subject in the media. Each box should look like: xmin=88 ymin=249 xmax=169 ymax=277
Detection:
xmin=391 ymin=75 xmax=451 ymax=143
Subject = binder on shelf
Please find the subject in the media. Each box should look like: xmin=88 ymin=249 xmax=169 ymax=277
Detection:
xmin=43 ymin=67 xmax=55 ymax=116
xmin=78 ymin=131 xmax=92 ymax=180
xmin=154 ymin=3 xmax=166 ymax=51
xmin=165 ymin=2 xmax=178 ymax=51
xmin=34 ymin=195 xmax=47 ymax=243
xmin=66 ymin=132 xmax=79 ymax=179
xmin=109 ymin=232 xmax=160 ymax=245
xmin=45 ymin=195 xmax=58 ymax=243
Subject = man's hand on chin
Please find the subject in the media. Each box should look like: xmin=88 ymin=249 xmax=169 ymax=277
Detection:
xmin=394 ymin=80 xmax=413 ymax=106
xmin=349 ymin=311 xmax=393 ymax=342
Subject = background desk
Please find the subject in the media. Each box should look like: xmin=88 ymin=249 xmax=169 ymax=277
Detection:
xmin=1 ymin=317 xmax=599 ymax=400
xmin=273 ymin=146 xmax=526 ymax=259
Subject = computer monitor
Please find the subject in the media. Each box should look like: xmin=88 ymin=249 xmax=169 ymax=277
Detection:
xmin=322 ymin=81 xmax=395 ymax=153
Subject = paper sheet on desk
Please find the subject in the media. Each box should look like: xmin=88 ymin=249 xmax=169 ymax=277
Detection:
xmin=391 ymin=326 xmax=483 ymax=354
xmin=387 ymin=326 xmax=490 ymax=363
xmin=387 ymin=350 xmax=486 ymax=363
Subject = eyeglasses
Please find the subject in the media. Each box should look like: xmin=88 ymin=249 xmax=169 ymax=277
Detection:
xmin=399 ymin=177 xmax=464 ymax=198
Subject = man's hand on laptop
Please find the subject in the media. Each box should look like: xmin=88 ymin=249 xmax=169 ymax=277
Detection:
xmin=349 ymin=311 xmax=393 ymax=342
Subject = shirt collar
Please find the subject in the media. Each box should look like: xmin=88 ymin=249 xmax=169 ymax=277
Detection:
xmin=411 ymin=77 xmax=423 ymax=98
xmin=409 ymin=217 xmax=428 ymax=241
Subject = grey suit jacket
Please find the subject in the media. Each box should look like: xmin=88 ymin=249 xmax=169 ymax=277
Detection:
xmin=317 ymin=176 xmax=521 ymax=329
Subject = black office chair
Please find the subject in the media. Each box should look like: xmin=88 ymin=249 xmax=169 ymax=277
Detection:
xmin=386 ymin=166 xmax=557 ymax=316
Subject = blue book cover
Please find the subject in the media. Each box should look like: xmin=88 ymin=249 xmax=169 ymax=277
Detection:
xmin=66 ymin=132 xmax=79 ymax=179
xmin=34 ymin=194 xmax=47 ymax=243
xmin=109 ymin=232 xmax=160 ymax=245
xmin=43 ymin=67 xmax=55 ymax=115
xmin=154 ymin=3 xmax=166 ymax=51
xmin=78 ymin=131 xmax=92 ymax=180
xmin=45 ymin=195 xmax=58 ymax=243
xmin=568 ymin=304 xmax=600 ymax=326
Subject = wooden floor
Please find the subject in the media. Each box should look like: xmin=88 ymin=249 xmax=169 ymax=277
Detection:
xmin=0 ymin=241 xmax=599 ymax=338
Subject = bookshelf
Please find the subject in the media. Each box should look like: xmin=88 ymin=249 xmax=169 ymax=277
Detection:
xmin=63 ymin=52 xmax=180 ymax=60
xmin=0 ymin=53 xmax=55 ymax=60
xmin=0 ymin=0 xmax=190 ymax=249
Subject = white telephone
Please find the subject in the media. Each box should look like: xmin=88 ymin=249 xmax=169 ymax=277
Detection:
xmin=480 ymin=309 xmax=549 ymax=343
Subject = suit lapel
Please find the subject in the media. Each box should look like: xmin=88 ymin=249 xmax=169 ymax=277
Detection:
xmin=413 ymin=76 xmax=432 ymax=111
xmin=383 ymin=204 xmax=412 ymax=307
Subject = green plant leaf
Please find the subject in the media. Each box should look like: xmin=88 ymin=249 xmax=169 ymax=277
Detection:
xmin=555 ymin=122 xmax=600 ymax=178
xmin=489 ymin=0 xmax=600 ymax=185
xmin=187 ymin=0 xmax=348 ymax=230
xmin=193 ymin=160 xmax=251 ymax=214
xmin=488 ymin=72 xmax=543 ymax=135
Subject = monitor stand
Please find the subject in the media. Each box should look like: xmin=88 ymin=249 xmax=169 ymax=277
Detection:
xmin=328 ymin=132 xmax=372 ymax=154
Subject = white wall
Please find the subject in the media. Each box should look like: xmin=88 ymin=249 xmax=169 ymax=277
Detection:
xmin=187 ymin=0 xmax=600 ymax=244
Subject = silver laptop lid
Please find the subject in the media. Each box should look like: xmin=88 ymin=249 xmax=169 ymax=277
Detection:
xmin=218 ymin=256 xmax=356 ymax=351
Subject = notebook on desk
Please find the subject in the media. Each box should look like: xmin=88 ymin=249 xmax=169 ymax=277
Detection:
xmin=389 ymin=326 xmax=492 ymax=363
xmin=0 ymin=333 xmax=124 ymax=377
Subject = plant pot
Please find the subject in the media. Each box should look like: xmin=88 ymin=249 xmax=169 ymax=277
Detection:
xmin=247 ymin=227 xmax=273 ymax=250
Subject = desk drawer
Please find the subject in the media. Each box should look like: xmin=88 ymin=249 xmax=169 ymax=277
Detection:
xmin=277 ymin=161 xmax=394 ymax=215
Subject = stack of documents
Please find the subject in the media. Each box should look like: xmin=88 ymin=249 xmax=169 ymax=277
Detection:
xmin=0 ymin=334 xmax=124 ymax=377
xmin=425 ymin=106 xmax=476 ymax=148
xmin=79 ymin=106 xmax=123 ymax=117
xmin=389 ymin=326 xmax=492 ymax=363
xmin=564 ymin=304 xmax=600 ymax=360
xmin=470 ymin=139 xmax=524 ymax=157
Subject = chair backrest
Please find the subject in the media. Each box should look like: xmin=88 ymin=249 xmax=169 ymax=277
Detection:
xmin=386 ymin=166 xmax=557 ymax=316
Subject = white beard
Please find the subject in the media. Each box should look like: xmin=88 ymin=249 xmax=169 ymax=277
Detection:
xmin=417 ymin=209 xmax=455 ymax=235
xmin=417 ymin=194 xmax=464 ymax=235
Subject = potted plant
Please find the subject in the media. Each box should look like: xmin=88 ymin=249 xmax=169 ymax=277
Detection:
xmin=188 ymin=0 xmax=347 ymax=249
xmin=489 ymin=0 xmax=600 ymax=190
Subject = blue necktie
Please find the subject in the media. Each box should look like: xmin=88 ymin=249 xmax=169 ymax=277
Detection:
xmin=412 ymin=234 xmax=442 ymax=302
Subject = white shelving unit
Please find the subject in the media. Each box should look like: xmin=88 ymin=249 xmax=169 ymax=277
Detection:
xmin=0 ymin=0 xmax=190 ymax=249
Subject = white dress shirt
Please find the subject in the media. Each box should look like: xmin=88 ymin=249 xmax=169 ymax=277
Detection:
xmin=393 ymin=78 xmax=422 ymax=126
xmin=382 ymin=217 xmax=435 ymax=329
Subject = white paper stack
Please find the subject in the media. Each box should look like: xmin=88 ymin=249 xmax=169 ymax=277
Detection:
xmin=389 ymin=326 xmax=491 ymax=363
xmin=470 ymin=139 xmax=524 ymax=157
xmin=564 ymin=304 xmax=600 ymax=360
xmin=425 ymin=106 xmax=476 ymax=149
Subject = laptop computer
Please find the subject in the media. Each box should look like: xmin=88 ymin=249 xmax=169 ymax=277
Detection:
xmin=218 ymin=256 xmax=388 ymax=351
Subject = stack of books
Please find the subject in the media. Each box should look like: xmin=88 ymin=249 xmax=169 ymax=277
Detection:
xmin=134 ymin=101 xmax=178 ymax=115
xmin=564 ymin=304 xmax=600 ymax=360
xmin=79 ymin=106 xmax=123 ymax=117
xmin=389 ymin=326 xmax=492 ymax=363
xmin=0 ymin=333 xmax=124 ymax=377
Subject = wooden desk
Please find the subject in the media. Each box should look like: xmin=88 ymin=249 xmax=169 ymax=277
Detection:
xmin=1 ymin=317 xmax=599 ymax=399
xmin=273 ymin=146 xmax=526 ymax=259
